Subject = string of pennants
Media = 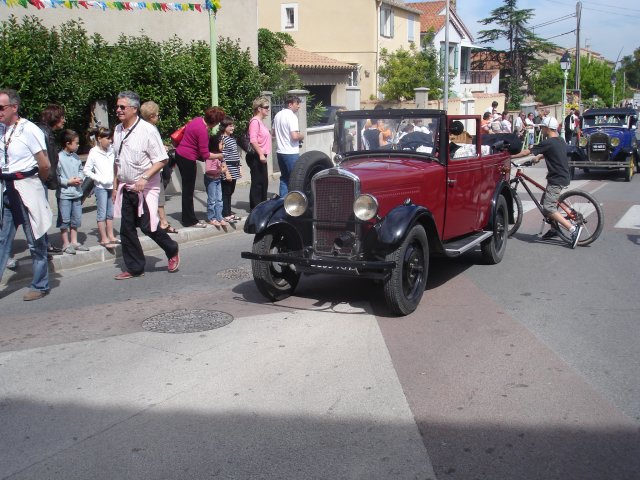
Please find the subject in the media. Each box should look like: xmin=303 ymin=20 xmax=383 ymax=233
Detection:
xmin=0 ymin=0 xmax=220 ymax=12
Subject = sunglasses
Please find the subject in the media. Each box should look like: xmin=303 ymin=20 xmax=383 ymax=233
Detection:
xmin=260 ymin=105 xmax=270 ymax=109
xmin=0 ymin=104 xmax=15 ymax=112
xmin=115 ymin=105 xmax=133 ymax=111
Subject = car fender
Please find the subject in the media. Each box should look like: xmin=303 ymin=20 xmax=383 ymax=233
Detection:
xmin=243 ymin=198 xmax=287 ymax=235
xmin=487 ymin=181 xmax=511 ymax=229
xmin=368 ymin=204 xmax=438 ymax=254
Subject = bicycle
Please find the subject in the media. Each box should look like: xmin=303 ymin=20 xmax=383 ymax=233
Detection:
xmin=508 ymin=160 xmax=604 ymax=246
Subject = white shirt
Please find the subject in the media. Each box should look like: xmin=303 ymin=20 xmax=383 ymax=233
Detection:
xmin=113 ymin=117 xmax=167 ymax=184
xmin=273 ymin=108 xmax=300 ymax=154
xmin=84 ymin=144 xmax=115 ymax=189
xmin=0 ymin=118 xmax=46 ymax=174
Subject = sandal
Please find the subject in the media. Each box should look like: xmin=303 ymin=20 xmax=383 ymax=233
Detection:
xmin=192 ymin=222 xmax=208 ymax=228
xmin=165 ymin=224 xmax=178 ymax=234
xmin=209 ymin=220 xmax=221 ymax=227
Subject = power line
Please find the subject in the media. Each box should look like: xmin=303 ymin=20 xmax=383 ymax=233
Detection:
xmin=543 ymin=30 xmax=576 ymax=41
xmin=531 ymin=14 xmax=575 ymax=29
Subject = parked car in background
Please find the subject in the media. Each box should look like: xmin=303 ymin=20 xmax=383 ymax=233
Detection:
xmin=568 ymin=107 xmax=639 ymax=181
xmin=242 ymin=109 xmax=519 ymax=315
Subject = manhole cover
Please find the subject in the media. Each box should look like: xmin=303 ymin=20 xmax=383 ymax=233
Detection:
xmin=217 ymin=266 xmax=252 ymax=280
xmin=142 ymin=310 xmax=233 ymax=333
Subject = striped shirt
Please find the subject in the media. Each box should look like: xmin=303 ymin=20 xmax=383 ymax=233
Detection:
xmin=221 ymin=135 xmax=241 ymax=180
xmin=113 ymin=117 xmax=167 ymax=184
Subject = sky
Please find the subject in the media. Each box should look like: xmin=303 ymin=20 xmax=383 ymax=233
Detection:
xmin=407 ymin=0 xmax=640 ymax=65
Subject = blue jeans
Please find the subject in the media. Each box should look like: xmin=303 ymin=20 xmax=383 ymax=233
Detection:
xmin=204 ymin=175 xmax=223 ymax=221
xmin=94 ymin=188 xmax=114 ymax=222
xmin=0 ymin=197 xmax=49 ymax=292
xmin=57 ymin=197 xmax=83 ymax=229
xmin=277 ymin=153 xmax=299 ymax=197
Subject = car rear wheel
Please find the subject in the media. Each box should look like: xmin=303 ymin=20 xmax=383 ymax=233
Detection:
xmin=383 ymin=225 xmax=429 ymax=316
xmin=481 ymin=195 xmax=508 ymax=264
xmin=252 ymin=230 xmax=300 ymax=301
xmin=288 ymin=151 xmax=333 ymax=203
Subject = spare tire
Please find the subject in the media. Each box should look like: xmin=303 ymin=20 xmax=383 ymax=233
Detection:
xmin=288 ymin=151 xmax=334 ymax=202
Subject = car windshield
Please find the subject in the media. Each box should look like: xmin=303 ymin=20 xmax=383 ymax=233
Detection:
xmin=583 ymin=114 xmax=628 ymax=128
xmin=336 ymin=113 xmax=440 ymax=156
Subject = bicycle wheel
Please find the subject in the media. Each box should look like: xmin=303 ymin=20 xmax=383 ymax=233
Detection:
xmin=508 ymin=179 xmax=523 ymax=237
xmin=553 ymin=189 xmax=604 ymax=246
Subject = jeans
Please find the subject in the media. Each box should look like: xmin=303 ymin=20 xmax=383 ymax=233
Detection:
xmin=94 ymin=188 xmax=114 ymax=222
xmin=204 ymin=175 xmax=223 ymax=222
xmin=57 ymin=197 xmax=83 ymax=229
xmin=0 ymin=197 xmax=49 ymax=292
xmin=276 ymin=153 xmax=299 ymax=197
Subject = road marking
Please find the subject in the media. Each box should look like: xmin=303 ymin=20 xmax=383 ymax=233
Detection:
xmin=614 ymin=205 xmax=640 ymax=229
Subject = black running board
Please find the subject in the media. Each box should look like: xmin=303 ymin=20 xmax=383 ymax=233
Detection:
xmin=443 ymin=231 xmax=492 ymax=256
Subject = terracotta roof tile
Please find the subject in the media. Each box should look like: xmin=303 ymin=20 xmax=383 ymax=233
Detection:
xmin=284 ymin=45 xmax=355 ymax=71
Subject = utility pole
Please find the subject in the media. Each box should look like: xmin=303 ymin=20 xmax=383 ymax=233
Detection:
xmin=443 ymin=0 xmax=450 ymax=111
xmin=575 ymin=1 xmax=581 ymax=90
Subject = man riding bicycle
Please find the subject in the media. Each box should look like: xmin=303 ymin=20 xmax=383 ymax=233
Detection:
xmin=511 ymin=116 xmax=583 ymax=248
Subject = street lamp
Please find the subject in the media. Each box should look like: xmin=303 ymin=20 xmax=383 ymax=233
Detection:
xmin=560 ymin=51 xmax=571 ymax=134
xmin=611 ymin=72 xmax=617 ymax=107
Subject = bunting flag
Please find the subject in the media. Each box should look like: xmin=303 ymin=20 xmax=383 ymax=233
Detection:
xmin=0 ymin=0 xmax=220 ymax=12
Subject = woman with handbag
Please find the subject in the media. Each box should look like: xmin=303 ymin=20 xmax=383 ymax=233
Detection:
xmin=174 ymin=106 xmax=225 ymax=227
xmin=247 ymin=97 xmax=272 ymax=211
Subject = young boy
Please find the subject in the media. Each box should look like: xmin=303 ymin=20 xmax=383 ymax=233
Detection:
xmin=57 ymin=129 xmax=88 ymax=254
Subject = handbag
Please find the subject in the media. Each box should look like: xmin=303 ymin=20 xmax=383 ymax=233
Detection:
xmin=170 ymin=124 xmax=186 ymax=147
xmin=205 ymin=157 xmax=223 ymax=176
xmin=239 ymin=118 xmax=259 ymax=155
xmin=80 ymin=176 xmax=95 ymax=204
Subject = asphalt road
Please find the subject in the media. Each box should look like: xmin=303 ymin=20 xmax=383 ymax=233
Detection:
xmin=1 ymin=167 xmax=639 ymax=479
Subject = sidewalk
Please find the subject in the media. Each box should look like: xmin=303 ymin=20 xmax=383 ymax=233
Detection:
xmin=1 ymin=177 xmax=281 ymax=287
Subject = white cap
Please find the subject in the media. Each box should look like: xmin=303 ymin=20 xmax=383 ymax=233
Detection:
xmin=541 ymin=116 xmax=559 ymax=130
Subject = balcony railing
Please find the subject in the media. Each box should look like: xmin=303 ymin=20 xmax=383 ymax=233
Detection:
xmin=460 ymin=70 xmax=493 ymax=84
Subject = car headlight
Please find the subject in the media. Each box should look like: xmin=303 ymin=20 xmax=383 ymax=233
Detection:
xmin=284 ymin=191 xmax=308 ymax=217
xmin=353 ymin=194 xmax=378 ymax=221
xmin=579 ymin=136 xmax=588 ymax=147
xmin=610 ymin=137 xmax=620 ymax=147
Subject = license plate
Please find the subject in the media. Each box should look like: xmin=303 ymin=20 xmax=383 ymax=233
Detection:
xmin=592 ymin=144 xmax=606 ymax=151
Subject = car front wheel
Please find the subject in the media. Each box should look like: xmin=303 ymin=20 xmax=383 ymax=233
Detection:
xmin=251 ymin=230 xmax=301 ymax=301
xmin=383 ymin=225 xmax=429 ymax=316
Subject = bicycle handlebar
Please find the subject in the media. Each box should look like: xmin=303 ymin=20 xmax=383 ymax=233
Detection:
xmin=511 ymin=160 xmax=534 ymax=167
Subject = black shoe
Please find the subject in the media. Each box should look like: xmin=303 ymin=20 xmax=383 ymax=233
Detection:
xmin=570 ymin=225 xmax=583 ymax=249
xmin=541 ymin=229 xmax=558 ymax=240
xmin=47 ymin=245 xmax=63 ymax=256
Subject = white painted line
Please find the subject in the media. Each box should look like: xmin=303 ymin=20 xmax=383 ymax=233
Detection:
xmin=614 ymin=205 xmax=640 ymax=230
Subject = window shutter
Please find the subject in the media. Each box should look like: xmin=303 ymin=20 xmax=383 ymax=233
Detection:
xmin=380 ymin=8 xmax=384 ymax=34
xmin=390 ymin=11 xmax=394 ymax=37
xmin=439 ymin=44 xmax=445 ymax=67
xmin=454 ymin=45 xmax=459 ymax=71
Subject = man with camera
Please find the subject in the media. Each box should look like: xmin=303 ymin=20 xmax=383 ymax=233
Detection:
xmin=273 ymin=95 xmax=304 ymax=197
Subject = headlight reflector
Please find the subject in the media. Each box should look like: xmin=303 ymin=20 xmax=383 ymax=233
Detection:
xmin=610 ymin=137 xmax=620 ymax=147
xmin=579 ymin=136 xmax=588 ymax=147
xmin=284 ymin=191 xmax=308 ymax=217
xmin=353 ymin=194 xmax=378 ymax=221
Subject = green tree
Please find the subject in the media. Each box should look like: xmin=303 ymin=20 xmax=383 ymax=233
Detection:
xmin=531 ymin=56 xmax=617 ymax=107
xmin=378 ymin=37 xmax=441 ymax=101
xmin=620 ymin=47 xmax=640 ymax=90
xmin=476 ymin=0 xmax=554 ymax=107
xmin=257 ymin=28 xmax=299 ymax=96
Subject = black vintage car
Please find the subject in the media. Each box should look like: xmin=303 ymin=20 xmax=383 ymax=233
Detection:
xmin=567 ymin=108 xmax=639 ymax=181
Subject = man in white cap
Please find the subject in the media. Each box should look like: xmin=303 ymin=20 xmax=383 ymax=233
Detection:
xmin=511 ymin=116 xmax=583 ymax=248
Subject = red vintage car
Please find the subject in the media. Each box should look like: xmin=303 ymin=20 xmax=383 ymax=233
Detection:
xmin=242 ymin=109 xmax=518 ymax=315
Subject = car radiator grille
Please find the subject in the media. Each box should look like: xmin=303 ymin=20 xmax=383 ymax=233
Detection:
xmin=588 ymin=132 xmax=609 ymax=162
xmin=313 ymin=175 xmax=358 ymax=256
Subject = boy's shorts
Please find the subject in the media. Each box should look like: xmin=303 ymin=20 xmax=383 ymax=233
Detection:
xmin=541 ymin=184 xmax=564 ymax=215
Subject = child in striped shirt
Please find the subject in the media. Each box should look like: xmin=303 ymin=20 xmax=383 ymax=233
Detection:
xmin=219 ymin=116 xmax=243 ymax=223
